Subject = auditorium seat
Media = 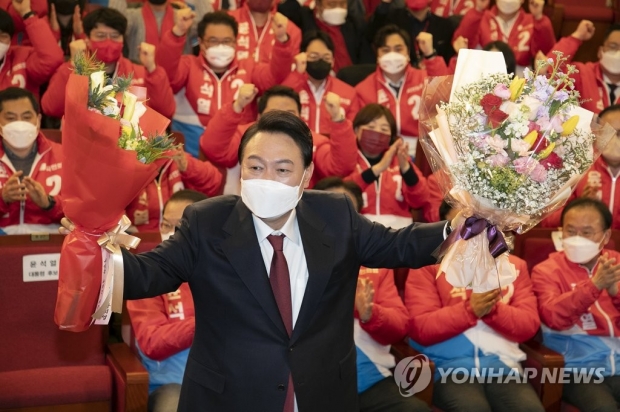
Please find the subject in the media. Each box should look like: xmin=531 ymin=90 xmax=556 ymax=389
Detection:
xmin=337 ymin=64 xmax=376 ymax=87
xmin=42 ymin=128 xmax=62 ymax=144
xmin=0 ymin=234 xmax=148 ymax=412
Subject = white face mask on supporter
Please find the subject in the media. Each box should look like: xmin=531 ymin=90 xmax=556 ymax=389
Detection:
xmin=0 ymin=42 xmax=9 ymax=61
xmin=496 ymin=0 xmax=521 ymax=14
xmin=205 ymin=45 xmax=235 ymax=69
xmin=601 ymin=50 xmax=620 ymax=75
xmin=379 ymin=52 xmax=408 ymax=75
xmin=321 ymin=8 xmax=347 ymax=26
xmin=240 ymin=171 xmax=305 ymax=219
xmin=2 ymin=121 xmax=38 ymax=149
xmin=562 ymin=235 xmax=604 ymax=264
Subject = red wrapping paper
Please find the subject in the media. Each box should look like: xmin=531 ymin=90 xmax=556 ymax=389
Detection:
xmin=55 ymin=74 xmax=170 ymax=332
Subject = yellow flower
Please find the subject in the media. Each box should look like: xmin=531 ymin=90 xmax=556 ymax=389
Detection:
xmin=122 ymin=92 xmax=138 ymax=122
xmin=561 ymin=115 xmax=579 ymax=136
xmin=523 ymin=130 xmax=538 ymax=147
xmin=509 ymin=77 xmax=525 ymax=101
xmin=538 ymin=142 xmax=556 ymax=159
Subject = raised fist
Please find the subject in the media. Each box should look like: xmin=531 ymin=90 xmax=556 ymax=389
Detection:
xmin=173 ymin=7 xmax=195 ymax=37
xmin=233 ymin=83 xmax=259 ymax=113
xmin=272 ymin=12 xmax=289 ymax=43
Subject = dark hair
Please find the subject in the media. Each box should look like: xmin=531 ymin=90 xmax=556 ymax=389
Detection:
xmin=166 ymin=189 xmax=208 ymax=210
xmin=198 ymin=11 xmax=238 ymax=40
xmin=373 ymin=24 xmax=411 ymax=55
xmin=439 ymin=200 xmax=453 ymax=221
xmin=561 ymin=198 xmax=613 ymax=230
xmin=238 ymin=111 xmax=314 ymax=168
xmin=313 ymin=177 xmax=363 ymax=212
xmin=352 ymin=103 xmax=397 ymax=141
xmin=0 ymin=87 xmax=39 ymax=114
xmin=83 ymin=7 xmax=127 ymax=36
xmin=257 ymin=85 xmax=302 ymax=115
xmin=599 ymin=104 xmax=620 ymax=119
xmin=0 ymin=9 xmax=14 ymax=38
xmin=300 ymin=30 xmax=335 ymax=55
xmin=605 ymin=24 xmax=620 ymax=41
xmin=483 ymin=41 xmax=516 ymax=76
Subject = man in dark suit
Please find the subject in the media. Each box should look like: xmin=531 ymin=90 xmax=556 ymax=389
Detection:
xmin=120 ymin=111 xmax=448 ymax=411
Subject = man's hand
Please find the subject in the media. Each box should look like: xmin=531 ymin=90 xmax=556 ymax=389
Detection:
xmin=469 ymin=289 xmax=501 ymax=318
xmin=49 ymin=3 xmax=60 ymax=32
xmin=592 ymin=253 xmax=620 ymax=291
xmin=529 ymin=0 xmax=544 ymax=20
xmin=1 ymin=171 xmax=25 ymax=204
xmin=73 ymin=5 xmax=83 ymax=37
xmin=139 ymin=42 xmax=157 ymax=73
xmin=233 ymin=83 xmax=259 ymax=114
xmin=396 ymin=139 xmax=410 ymax=173
xmin=475 ymin=0 xmax=490 ymax=12
xmin=452 ymin=36 xmax=468 ymax=54
xmin=571 ymin=20 xmax=595 ymax=42
xmin=173 ymin=7 xmax=195 ymax=37
xmin=69 ymin=39 xmax=87 ymax=59
xmin=581 ymin=183 xmax=601 ymax=199
xmin=371 ymin=140 xmax=400 ymax=177
xmin=325 ymin=92 xmax=343 ymax=122
xmin=294 ymin=52 xmax=307 ymax=74
xmin=59 ymin=217 xmax=75 ymax=235
xmin=356 ymin=277 xmax=375 ymax=323
xmin=12 ymin=0 xmax=31 ymax=18
xmin=22 ymin=176 xmax=50 ymax=209
xmin=416 ymin=32 xmax=434 ymax=57
xmin=272 ymin=12 xmax=289 ymax=43
xmin=172 ymin=150 xmax=188 ymax=172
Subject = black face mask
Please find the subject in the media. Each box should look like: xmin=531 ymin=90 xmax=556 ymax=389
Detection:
xmin=148 ymin=0 xmax=168 ymax=5
xmin=306 ymin=59 xmax=332 ymax=80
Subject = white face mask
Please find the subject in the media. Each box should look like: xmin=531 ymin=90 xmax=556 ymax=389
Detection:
xmin=321 ymin=8 xmax=347 ymax=26
xmin=2 ymin=120 xmax=38 ymax=149
xmin=161 ymin=231 xmax=172 ymax=242
xmin=496 ymin=0 xmax=521 ymax=14
xmin=562 ymin=235 xmax=604 ymax=264
xmin=205 ymin=45 xmax=235 ymax=69
xmin=379 ymin=51 xmax=408 ymax=75
xmin=601 ymin=50 xmax=620 ymax=75
xmin=0 ymin=42 xmax=9 ymax=61
xmin=240 ymin=171 xmax=306 ymax=219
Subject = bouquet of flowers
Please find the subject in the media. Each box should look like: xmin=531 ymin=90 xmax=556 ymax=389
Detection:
xmin=419 ymin=49 xmax=615 ymax=292
xmin=55 ymin=53 xmax=178 ymax=332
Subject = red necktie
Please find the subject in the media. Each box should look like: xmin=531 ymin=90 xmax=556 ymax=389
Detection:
xmin=267 ymin=234 xmax=295 ymax=412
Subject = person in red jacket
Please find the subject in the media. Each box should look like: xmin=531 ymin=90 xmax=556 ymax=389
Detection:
xmin=532 ymin=198 xmax=620 ymax=412
xmin=346 ymin=103 xmax=429 ymax=228
xmin=356 ymin=25 xmax=448 ymax=160
xmin=155 ymin=10 xmax=295 ymax=158
xmin=200 ymin=85 xmax=358 ymax=193
xmin=127 ymin=189 xmax=206 ymax=412
xmin=430 ymin=0 xmax=474 ymax=17
xmin=0 ymin=0 xmax=48 ymax=45
xmin=283 ymin=30 xmax=359 ymax=136
xmin=41 ymin=8 xmax=175 ymax=121
xmin=125 ymin=150 xmax=224 ymax=232
xmin=406 ymin=256 xmax=543 ymax=412
xmin=452 ymin=0 xmax=555 ymax=76
xmin=228 ymin=0 xmax=301 ymax=63
xmin=0 ymin=0 xmax=63 ymax=99
xmin=0 ymin=88 xmax=63 ymax=235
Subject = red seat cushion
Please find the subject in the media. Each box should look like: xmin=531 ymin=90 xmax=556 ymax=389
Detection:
xmin=0 ymin=365 xmax=112 ymax=408
xmin=556 ymin=2 xmax=614 ymax=21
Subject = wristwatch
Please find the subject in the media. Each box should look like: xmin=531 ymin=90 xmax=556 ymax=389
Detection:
xmin=22 ymin=11 xmax=35 ymax=20
xmin=41 ymin=195 xmax=56 ymax=211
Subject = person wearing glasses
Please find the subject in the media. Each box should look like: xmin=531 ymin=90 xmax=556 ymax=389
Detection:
xmin=41 ymin=7 xmax=176 ymax=120
xmin=532 ymin=197 xmax=620 ymax=412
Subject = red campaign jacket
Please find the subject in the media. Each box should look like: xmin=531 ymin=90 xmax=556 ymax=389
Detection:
xmin=355 ymin=58 xmax=448 ymax=140
xmin=346 ymin=151 xmax=429 ymax=219
xmin=453 ymin=6 xmax=555 ymax=68
xmin=41 ymin=57 xmax=175 ymax=119
xmin=126 ymin=155 xmax=224 ymax=232
xmin=127 ymin=282 xmax=195 ymax=361
xmin=0 ymin=16 xmax=63 ymax=98
xmin=0 ymin=133 xmax=64 ymax=228
xmin=228 ymin=5 xmax=302 ymax=64
xmin=282 ymin=72 xmax=359 ymax=136
xmin=0 ymin=0 xmax=48 ymax=45
xmin=155 ymin=29 xmax=295 ymax=128
xmin=199 ymin=103 xmax=358 ymax=187
xmin=422 ymin=172 xmax=444 ymax=223
xmin=431 ymin=0 xmax=474 ymax=17
xmin=406 ymin=256 xmax=539 ymax=346
xmin=531 ymin=250 xmax=620 ymax=335
xmin=356 ymin=267 xmax=408 ymax=346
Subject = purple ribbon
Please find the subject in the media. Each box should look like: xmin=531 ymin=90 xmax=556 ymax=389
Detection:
xmin=437 ymin=217 xmax=509 ymax=260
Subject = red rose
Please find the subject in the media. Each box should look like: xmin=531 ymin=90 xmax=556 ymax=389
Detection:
xmin=488 ymin=109 xmax=509 ymax=128
xmin=540 ymin=152 xmax=563 ymax=170
xmin=531 ymin=133 xmax=549 ymax=153
xmin=480 ymin=94 xmax=503 ymax=115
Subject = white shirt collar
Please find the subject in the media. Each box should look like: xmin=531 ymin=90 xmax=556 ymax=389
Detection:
xmin=252 ymin=209 xmax=300 ymax=245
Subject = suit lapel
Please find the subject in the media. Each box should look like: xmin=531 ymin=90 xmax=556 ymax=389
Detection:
xmin=221 ymin=199 xmax=288 ymax=337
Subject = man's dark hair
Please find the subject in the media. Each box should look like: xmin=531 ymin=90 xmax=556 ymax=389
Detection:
xmin=0 ymin=87 xmax=39 ymax=114
xmin=83 ymin=8 xmax=127 ymax=36
xmin=257 ymin=86 xmax=302 ymax=115
xmin=198 ymin=11 xmax=238 ymax=40
xmin=314 ymin=177 xmax=363 ymax=213
xmin=352 ymin=103 xmax=397 ymax=141
xmin=238 ymin=111 xmax=314 ymax=168
xmin=300 ymin=30 xmax=335 ymax=55
xmin=439 ymin=200 xmax=453 ymax=222
xmin=483 ymin=41 xmax=516 ymax=76
xmin=373 ymin=24 xmax=411 ymax=54
xmin=561 ymin=198 xmax=613 ymax=230
xmin=605 ymin=24 xmax=620 ymax=41
xmin=599 ymin=104 xmax=620 ymax=119
xmin=0 ymin=9 xmax=15 ymax=38
xmin=166 ymin=189 xmax=208 ymax=210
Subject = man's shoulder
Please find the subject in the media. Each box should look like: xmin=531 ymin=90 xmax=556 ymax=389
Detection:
xmin=299 ymin=190 xmax=352 ymax=216
xmin=190 ymin=195 xmax=240 ymax=216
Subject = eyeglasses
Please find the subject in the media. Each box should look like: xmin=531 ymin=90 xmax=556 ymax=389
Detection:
xmin=91 ymin=31 xmax=123 ymax=41
xmin=562 ymin=228 xmax=605 ymax=240
xmin=604 ymin=42 xmax=620 ymax=52
xmin=160 ymin=221 xmax=180 ymax=233
xmin=204 ymin=38 xmax=236 ymax=47
xmin=307 ymin=52 xmax=333 ymax=64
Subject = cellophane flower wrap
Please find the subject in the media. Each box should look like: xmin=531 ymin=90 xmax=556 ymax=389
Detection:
xmin=419 ymin=49 xmax=616 ymax=293
xmin=55 ymin=53 xmax=177 ymax=331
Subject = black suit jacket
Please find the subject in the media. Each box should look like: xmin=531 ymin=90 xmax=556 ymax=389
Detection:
xmin=122 ymin=191 xmax=445 ymax=411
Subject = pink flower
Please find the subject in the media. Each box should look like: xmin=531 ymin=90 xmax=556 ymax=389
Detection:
xmin=486 ymin=154 xmax=510 ymax=167
xmin=493 ymin=83 xmax=511 ymax=100
xmin=528 ymin=121 xmax=540 ymax=133
xmin=530 ymin=164 xmax=548 ymax=182
xmin=513 ymin=157 xmax=536 ymax=175
xmin=510 ymin=139 xmax=531 ymax=155
xmin=486 ymin=135 xmax=507 ymax=155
